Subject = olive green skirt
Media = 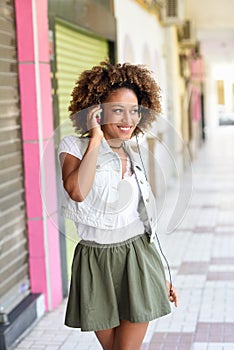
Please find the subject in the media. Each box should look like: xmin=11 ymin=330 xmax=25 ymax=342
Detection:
xmin=65 ymin=233 xmax=171 ymax=331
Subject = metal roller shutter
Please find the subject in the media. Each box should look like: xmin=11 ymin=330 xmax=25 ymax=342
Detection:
xmin=0 ymin=0 xmax=30 ymax=313
xmin=55 ymin=18 xmax=109 ymax=136
xmin=54 ymin=19 xmax=109 ymax=277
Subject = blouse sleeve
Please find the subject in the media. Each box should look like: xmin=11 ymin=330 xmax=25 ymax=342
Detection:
xmin=58 ymin=135 xmax=83 ymax=160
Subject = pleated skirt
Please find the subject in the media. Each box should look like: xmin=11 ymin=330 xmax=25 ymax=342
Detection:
xmin=64 ymin=233 xmax=171 ymax=331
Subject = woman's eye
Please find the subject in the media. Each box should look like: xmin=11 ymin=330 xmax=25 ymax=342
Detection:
xmin=130 ymin=109 xmax=139 ymax=115
xmin=112 ymin=108 xmax=139 ymax=115
xmin=113 ymin=109 xmax=123 ymax=114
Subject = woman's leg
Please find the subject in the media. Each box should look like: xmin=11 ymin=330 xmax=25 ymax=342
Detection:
xmin=113 ymin=320 xmax=148 ymax=350
xmin=95 ymin=320 xmax=148 ymax=350
xmin=95 ymin=328 xmax=116 ymax=350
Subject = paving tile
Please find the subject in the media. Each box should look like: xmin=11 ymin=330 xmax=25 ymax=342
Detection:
xmin=140 ymin=344 xmax=148 ymax=350
xmin=207 ymin=271 xmax=234 ymax=280
xmin=192 ymin=342 xmax=209 ymax=349
xmin=178 ymin=262 xmax=209 ymax=274
xmin=208 ymin=265 xmax=234 ymax=272
xmin=223 ymin=334 xmax=234 ymax=342
xmin=180 ymin=334 xmax=193 ymax=343
xmin=150 ymin=333 xmax=166 ymax=343
xmin=162 ymin=345 xmax=179 ymax=350
xmin=182 ymin=234 xmax=213 ymax=262
xmin=215 ymin=226 xmax=234 ymax=233
xmin=148 ymin=344 xmax=163 ymax=350
xmin=223 ymin=345 xmax=234 ymax=350
xmin=211 ymin=257 xmax=234 ymax=264
xmin=14 ymin=340 xmax=35 ymax=349
xmin=207 ymin=344 xmax=224 ymax=350
xmin=59 ymin=343 xmax=77 ymax=350
xmin=193 ymin=226 xmax=216 ymax=233
xmin=164 ymin=332 xmax=181 ymax=343
xmin=177 ymin=345 xmax=192 ymax=350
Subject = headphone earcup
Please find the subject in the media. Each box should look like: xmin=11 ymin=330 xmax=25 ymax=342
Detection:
xmin=100 ymin=108 xmax=104 ymax=125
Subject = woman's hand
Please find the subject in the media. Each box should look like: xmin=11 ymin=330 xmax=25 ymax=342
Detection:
xmin=87 ymin=105 xmax=103 ymax=140
xmin=60 ymin=105 xmax=104 ymax=202
xmin=166 ymin=280 xmax=178 ymax=307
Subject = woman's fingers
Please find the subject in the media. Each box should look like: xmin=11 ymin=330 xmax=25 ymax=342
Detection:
xmin=169 ymin=288 xmax=178 ymax=307
xmin=87 ymin=105 xmax=103 ymax=139
xmin=87 ymin=105 xmax=102 ymax=129
xmin=166 ymin=280 xmax=178 ymax=307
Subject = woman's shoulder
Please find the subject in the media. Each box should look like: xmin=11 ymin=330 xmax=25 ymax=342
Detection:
xmin=60 ymin=134 xmax=77 ymax=143
xmin=58 ymin=135 xmax=89 ymax=158
xmin=60 ymin=134 xmax=89 ymax=146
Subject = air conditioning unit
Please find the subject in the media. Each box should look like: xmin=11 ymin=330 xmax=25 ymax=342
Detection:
xmin=179 ymin=20 xmax=196 ymax=47
xmin=161 ymin=0 xmax=184 ymax=26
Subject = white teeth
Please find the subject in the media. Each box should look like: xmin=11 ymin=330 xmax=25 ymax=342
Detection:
xmin=119 ymin=127 xmax=130 ymax=131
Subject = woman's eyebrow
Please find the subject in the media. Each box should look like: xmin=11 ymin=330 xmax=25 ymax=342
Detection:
xmin=110 ymin=104 xmax=124 ymax=108
xmin=110 ymin=104 xmax=139 ymax=108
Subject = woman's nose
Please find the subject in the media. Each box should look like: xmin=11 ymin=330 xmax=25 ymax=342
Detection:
xmin=122 ymin=110 xmax=132 ymax=123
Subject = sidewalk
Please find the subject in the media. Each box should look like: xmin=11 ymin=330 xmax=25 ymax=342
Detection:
xmin=12 ymin=127 xmax=234 ymax=350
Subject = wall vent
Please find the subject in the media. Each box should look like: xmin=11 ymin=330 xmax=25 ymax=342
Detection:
xmin=161 ymin=0 xmax=184 ymax=25
xmin=179 ymin=20 xmax=196 ymax=47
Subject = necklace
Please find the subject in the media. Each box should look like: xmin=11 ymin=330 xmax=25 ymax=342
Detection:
xmin=109 ymin=142 xmax=123 ymax=149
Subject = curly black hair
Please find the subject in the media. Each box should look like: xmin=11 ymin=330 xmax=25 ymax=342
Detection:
xmin=69 ymin=61 xmax=161 ymax=136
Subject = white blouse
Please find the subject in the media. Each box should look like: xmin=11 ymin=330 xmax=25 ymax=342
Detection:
xmin=58 ymin=136 xmax=145 ymax=244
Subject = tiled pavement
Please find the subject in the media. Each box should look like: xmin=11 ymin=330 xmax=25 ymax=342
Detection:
xmin=13 ymin=127 xmax=234 ymax=350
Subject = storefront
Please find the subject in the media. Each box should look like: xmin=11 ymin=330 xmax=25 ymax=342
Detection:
xmin=1 ymin=0 xmax=62 ymax=348
xmin=0 ymin=0 xmax=30 ymax=324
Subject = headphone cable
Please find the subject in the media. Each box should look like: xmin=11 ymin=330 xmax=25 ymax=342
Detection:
xmin=136 ymin=134 xmax=173 ymax=296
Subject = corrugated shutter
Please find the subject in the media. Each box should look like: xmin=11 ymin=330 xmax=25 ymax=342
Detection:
xmin=0 ymin=0 xmax=30 ymax=313
xmin=55 ymin=18 xmax=109 ymax=136
xmin=54 ymin=19 xmax=109 ymax=278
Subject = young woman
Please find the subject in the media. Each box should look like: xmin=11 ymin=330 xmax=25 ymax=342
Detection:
xmin=59 ymin=61 xmax=178 ymax=350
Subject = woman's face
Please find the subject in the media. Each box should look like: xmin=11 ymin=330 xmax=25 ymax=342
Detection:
xmin=101 ymin=88 xmax=140 ymax=141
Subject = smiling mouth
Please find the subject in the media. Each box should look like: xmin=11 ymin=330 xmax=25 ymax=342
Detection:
xmin=118 ymin=126 xmax=132 ymax=131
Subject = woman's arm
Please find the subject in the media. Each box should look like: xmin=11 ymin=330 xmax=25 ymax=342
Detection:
xmin=60 ymin=105 xmax=103 ymax=202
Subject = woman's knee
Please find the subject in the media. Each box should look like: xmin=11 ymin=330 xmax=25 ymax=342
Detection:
xmin=113 ymin=320 xmax=148 ymax=350
xmin=95 ymin=328 xmax=115 ymax=350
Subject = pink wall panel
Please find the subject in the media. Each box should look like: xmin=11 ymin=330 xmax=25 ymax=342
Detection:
xmin=36 ymin=0 xmax=50 ymax=62
xmin=18 ymin=64 xmax=38 ymax=141
xmin=23 ymin=142 xmax=43 ymax=218
xmin=27 ymin=220 xmax=45 ymax=258
xmin=40 ymin=64 xmax=54 ymax=139
xmin=15 ymin=0 xmax=34 ymax=62
xmin=42 ymin=139 xmax=58 ymax=216
xmin=47 ymin=214 xmax=62 ymax=308
xmin=29 ymin=256 xmax=47 ymax=295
